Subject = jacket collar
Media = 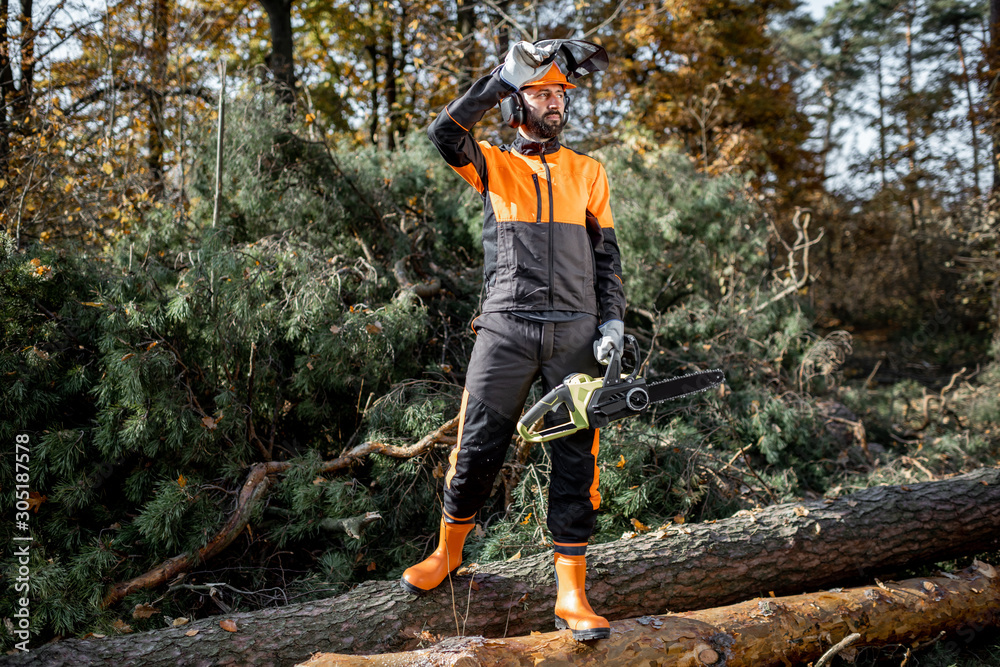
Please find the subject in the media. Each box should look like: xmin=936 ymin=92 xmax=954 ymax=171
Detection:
xmin=511 ymin=134 xmax=561 ymax=156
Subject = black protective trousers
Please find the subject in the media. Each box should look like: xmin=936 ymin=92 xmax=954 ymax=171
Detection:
xmin=443 ymin=311 xmax=603 ymax=550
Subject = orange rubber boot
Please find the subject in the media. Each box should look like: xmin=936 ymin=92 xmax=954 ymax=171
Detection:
xmin=400 ymin=517 xmax=474 ymax=594
xmin=553 ymin=553 xmax=611 ymax=641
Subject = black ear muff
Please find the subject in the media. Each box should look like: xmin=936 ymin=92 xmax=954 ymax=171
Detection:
xmin=500 ymin=91 xmax=526 ymax=128
xmin=563 ymin=93 xmax=571 ymax=124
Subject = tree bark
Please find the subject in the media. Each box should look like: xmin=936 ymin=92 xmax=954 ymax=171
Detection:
xmin=366 ymin=38 xmax=379 ymax=147
xmin=257 ymin=0 xmax=296 ymax=107
xmin=147 ymin=0 xmax=171 ymax=199
xmin=955 ymin=25 xmax=982 ymax=195
xmin=992 ymin=0 xmax=1000 ymax=194
xmin=300 ymin=561 xmax=1000 ymax=667
xmin=383 ymin=21 xmax=397 ymax=151
xmin=0 ymin=0 xmax=12 ymax=184
xmin=455 ymin=0 xmax=476 ymax=92
xmin=876 ymin=41 xmax=888 ymax=190
xmin=9 ymin=466 xmax=1000 ymax=667
xmin=12 ymin=0 xmax=33 ymax=123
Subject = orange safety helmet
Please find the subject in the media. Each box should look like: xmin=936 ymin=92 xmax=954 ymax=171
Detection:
xmin=521 ymin=62 xmax=576 ymax=90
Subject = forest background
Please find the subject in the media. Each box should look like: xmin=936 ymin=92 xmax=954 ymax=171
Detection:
xmin=2 ymin=0 xmax=1000 ymax=664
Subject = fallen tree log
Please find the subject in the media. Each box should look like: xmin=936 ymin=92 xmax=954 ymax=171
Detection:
xmin=10 ymin=466 xmax=1000 ymax=667
xmin=299 ymin=561 xmax=1000 ymax=666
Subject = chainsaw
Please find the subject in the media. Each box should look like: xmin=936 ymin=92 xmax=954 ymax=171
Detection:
xmin=516 ymin=335 xmax=725 ymax=443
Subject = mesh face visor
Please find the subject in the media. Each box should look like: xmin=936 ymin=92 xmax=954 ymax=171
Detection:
xmin=532 ymin=40 xmax=610 ymax=82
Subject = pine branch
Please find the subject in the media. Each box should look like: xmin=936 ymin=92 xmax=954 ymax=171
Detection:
xmin=100 ymin=416 xmax=460 ymax=608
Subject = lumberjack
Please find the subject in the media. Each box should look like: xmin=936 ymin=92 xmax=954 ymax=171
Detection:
xmin=402 ymin=39 xmax=624 ymax=640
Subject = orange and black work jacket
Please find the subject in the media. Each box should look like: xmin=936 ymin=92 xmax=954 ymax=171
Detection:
xmin=427 ymin=72 xmax=626 ymax=324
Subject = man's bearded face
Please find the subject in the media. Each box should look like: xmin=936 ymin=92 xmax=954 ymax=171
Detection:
xmin=520 ymin=84 xmax=567 ymax=139
xmin=524 ymin=103 xmax=565 ymax=139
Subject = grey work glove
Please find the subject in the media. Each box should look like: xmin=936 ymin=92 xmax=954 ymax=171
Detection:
xmin=593 ymin=320 xmax=624 ymax=365
xmin=498 ymin=40 xmax=559 ymax=90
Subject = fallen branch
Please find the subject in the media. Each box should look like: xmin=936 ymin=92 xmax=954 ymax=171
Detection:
xmin=744 ymin=208 xmax=824 ymax=315
xmin=392 ymin=256 xmax=442 ymax=301
xmin=814 ymin=632 xmax=861 ymax=667
xmin=299 ymin=562 xmax=1000 ymax=667
xmin=100 ymin=417 xmax=459 ymax=608
xmin=101 ymin=463 xmax=274 ymax=608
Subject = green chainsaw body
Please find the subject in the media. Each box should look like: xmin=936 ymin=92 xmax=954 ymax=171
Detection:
xmin=516 ymin=335 xmax=724 ymax=443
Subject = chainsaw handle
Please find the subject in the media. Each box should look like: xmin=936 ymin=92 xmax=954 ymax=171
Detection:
xmin=517 ymin=384 xmax=579 ymax=443
xmin=603 ymin=334 xmax=640 ymax=387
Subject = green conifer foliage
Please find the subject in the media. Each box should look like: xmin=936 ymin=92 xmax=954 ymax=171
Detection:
xmin=0 ymin=87 xmax=470 ymax=645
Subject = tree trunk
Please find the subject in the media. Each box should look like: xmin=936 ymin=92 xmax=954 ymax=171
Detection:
xmin=147 ymin=0 xmax=171 ymax=199
xmin=12 ymin=0 xmax=33 ymax=123
xmin=955 ymin=25 xmax=981 ymax=195
xmin=257 ymin=0 xmax=296 ymax=107
xmin=991 ymin=0 xmax=1000 ymax=194
xmin=493 ymin=0 xmax=513 ymax=62
xmin=901 ymin=0 xmax=925 ymax=280
xmin=367 ymin=39 xmax=379 ymax=147
xmin=300 ymin=561 xmax=1000 ymax=667
xmin=383 ymin=21 xmax=397 ymax=151
xmin=455 ymin=0 xmax=476 ymax=92
xmin=8 ymin=466 xmax=1000 ymax=667
xmin=876 ymin=41 xmax=888 ymax=190
xmin=0 ymin=0 xmax=12 ymax=185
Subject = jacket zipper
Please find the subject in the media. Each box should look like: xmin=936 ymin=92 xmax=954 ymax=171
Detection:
xmin=540 ymin=153 xmax=554 ymax=308
xmin=532 ymin=174 xmax=542 ymax=223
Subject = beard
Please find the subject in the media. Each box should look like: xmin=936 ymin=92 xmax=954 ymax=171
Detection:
xmin=524 ymin=107 xmax=565 ymax=139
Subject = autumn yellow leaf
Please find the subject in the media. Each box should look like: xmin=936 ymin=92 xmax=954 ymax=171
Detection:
xmin=26 ymin=492 xmax=47 ymax=513
xmin=365 ymin=321 xmax=383 ymax=335
xmin=102 ymin=162 xmax=114 ymax=175
xmin=185 ymin=629 xmax=198 ymax=637
xmin=172 ymin=617 xmax=190 ymax=627
xmin=507 ymin=550 xmax=521 ymax=562
xmin=616 ymin=454 xmax=626 ymax=468
xmin=630 ymin=518 xmax=650 ymax=533
xmin=673 ymin=515 xmax=685 ymax=524
xmin=305 ymin=113 xmax=316 ymax=124
xmin=132 ymin=603 xmax=159 ymax=620
xmin=367 ymin=561 xmax=377 ymax=572
xmin=202 ymin=415 xmax=218 ymax=430
xmin=220 ymin=619 xmax=238 ymax=632
xmin=177 ymin=475 xmax=186 ymax=488
xmin=520 ymin=512 xmax=532 ymax=525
